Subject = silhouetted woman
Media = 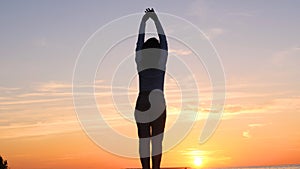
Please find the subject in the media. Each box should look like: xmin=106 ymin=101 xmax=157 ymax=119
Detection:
xmin=134 ymin=8 xmax=168 ymax=169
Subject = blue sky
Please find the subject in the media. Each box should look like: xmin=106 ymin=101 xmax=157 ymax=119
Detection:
xmin=0 ymin=2 xmax=298 ymax=109
xmin=1 ymin=1 xmax=299 ymax=88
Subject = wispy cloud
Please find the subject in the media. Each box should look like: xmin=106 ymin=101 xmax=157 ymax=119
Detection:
xmin=206 ymin=28 xmax=225 ymax=40
xmin=36 ymin=81 xmax=72 ymax=92
xmin=248 ymin=123 xmax=270 ymax=128
xmin=0 ymin=81 xmax=77 ymax=139
xmin=0 ymin=86 xmax=20 ymax=91
xmin=1 ymin=79 xmax=299 ymax=140
xmin=271 ymin=46 xmax=300 ymax=67
xmin=0 ymin=80 xmax=198 ymax=139
xmin=169 ymin=48 xmax=192 ymax=56
xmin=0 ymin=120 xmax=80 ymax=139
xmin=242 ymin=122 xmax=272 ymax=139
xmin=242 ymin=130 xmax=251 ymax=138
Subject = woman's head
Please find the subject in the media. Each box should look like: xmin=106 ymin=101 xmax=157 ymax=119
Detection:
xmin=141 ymin=37 xmax=161 ymax=67
xmin=142 ymin=37 xmax=160 ymax=49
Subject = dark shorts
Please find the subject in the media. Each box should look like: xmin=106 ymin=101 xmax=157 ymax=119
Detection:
xmin=135 ymin=91 xmax=166 ymax=138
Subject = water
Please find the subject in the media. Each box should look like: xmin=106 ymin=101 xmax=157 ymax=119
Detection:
xmin=126 ymin=164 xmax=300 ymax=169
xmin=208 ymin=164 xmax=300 ymax=169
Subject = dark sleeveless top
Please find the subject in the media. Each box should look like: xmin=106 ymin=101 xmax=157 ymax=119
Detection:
xmin=135 ymin=34 xmax=168 ymax=92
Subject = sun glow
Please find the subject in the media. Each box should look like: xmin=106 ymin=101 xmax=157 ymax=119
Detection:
xmin=194 ymin=156 xmax=203 ymax=167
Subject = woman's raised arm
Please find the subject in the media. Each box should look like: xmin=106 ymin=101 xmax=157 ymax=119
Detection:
xmin=148 ymin=8 xmax=168 ymax=51
xmin=136 ymin=12 xmax=149 ymax=51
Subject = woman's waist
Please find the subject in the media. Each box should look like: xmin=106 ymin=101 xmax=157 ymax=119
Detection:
xmin=136 ymin=90 xmax=166 ymax=109
xmin=139 ymin=77 xmax=165 ymax=92
xmin=138 ymin=89 xmax=165 ymax=96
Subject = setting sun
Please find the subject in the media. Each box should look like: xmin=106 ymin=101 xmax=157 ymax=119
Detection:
xmin=194 ymin=156 xmax=203 ymax=167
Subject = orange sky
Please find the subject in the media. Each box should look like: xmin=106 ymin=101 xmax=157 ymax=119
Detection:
xmin=1 ymin=79 xmax=300 ymax=169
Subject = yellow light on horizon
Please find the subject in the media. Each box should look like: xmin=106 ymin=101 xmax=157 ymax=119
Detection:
xmin=194 ymin=156 xmax=203 ymax=167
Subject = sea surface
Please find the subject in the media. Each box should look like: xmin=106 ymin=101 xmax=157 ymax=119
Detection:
xmin=126 ymin=164 xmax=300 ymax=169
xmin=208 ymin=164 xmax=300 ymax=169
